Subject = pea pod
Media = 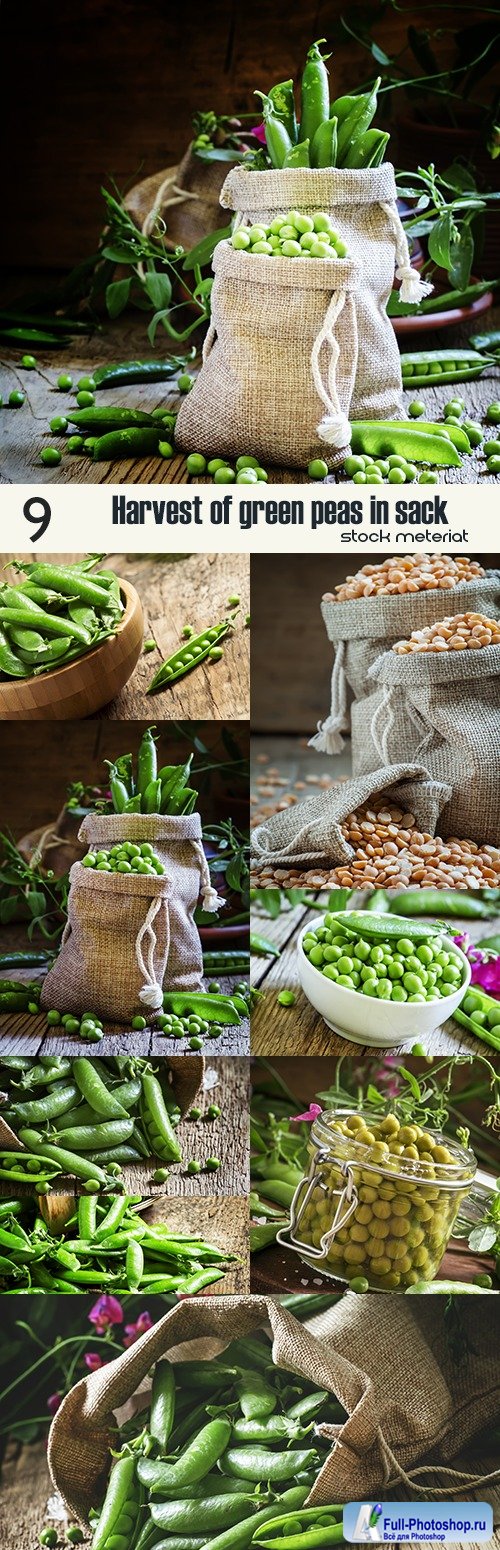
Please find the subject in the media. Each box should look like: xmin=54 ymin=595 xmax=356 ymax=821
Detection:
xmin=162 ymin=991 xmax=243 ymax=1025
xmin=311 ymin=116 xmax=337 ymax=169
xmin=138 ymin=726 xmax=158 ymax=796
xmin=350 ymin=422 xmax=461 ymax=466
xmin=220 ymin=1445 xmax=318 ymax=1482
xmin=400 ymin=349 xmax=489 ymax=387
xmin=345 ymin=128 xmax=389 ymax=168
xmin=407 ymin=1279 xmax=497 ymax=1294
xmin=148 ymin=620 xmax=232 ymax=693
xmin=140 ymin=1071 xmax=182 ymax=1163
xmin=336 ymin=78 xmax=381 ymax=164
xmin=11 ymin=1082 xmax=79 ymax=1123
xmin=269 ymin=80 xmax=297 ymax=144
xmin=150 ymin=1495 xmax=256 ymax=1535
xmin=283 ymin=140 xmax=310 ymax=168
xmin=72 ymin=1058 xmax=129 ymax=1119
xmin=138 ymin=1418 xmax=232 ymax=1493
xmin=53 ymin=1119 xmax=135 ymax=1151
xmin=68 ymin=406 xmax=157 ymax=430
xmin=91 ymin=1456 xmax=139 ymax=1550
xmin=329 ymin=910 xmax=443 ymax=944
xmin=24 ymin=564 xmax=113 ymax=609
xmin=150 ymin=1359 xmax=176 ymax=1449
xmin=377 ymin=419 xmax=471 ymax=455
xmin=389 ymin=890 xmax=498 ymax=920
xmin=255 ymin=92 xmax=293 ymax=168
xmin=470 ymin=329 xmax=500 ymax=353
xmin=92 ymin=427 xmax=161 ymax=462
xmin=197 ymin=1487 xmax=310 ymax=1550
xmin=300 ymin=40 xmax=330 ymax=147
xmin=93 ymin=357 xmax=191 ymax=389
xmin=18 ymin=1129 xmax=109 ymax=1185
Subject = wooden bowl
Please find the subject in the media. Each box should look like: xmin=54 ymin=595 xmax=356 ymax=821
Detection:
xmin=0 ymin=578 xmax=144 ymax=720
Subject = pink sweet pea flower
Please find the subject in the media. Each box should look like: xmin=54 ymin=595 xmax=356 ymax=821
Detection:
xmin=47 ymin=1393 xmax=62 ymax=1416
xmin=88 ymin=1296 xmax=124 ymax=1333
xmin=291 ymin=1103 xmax=323 ymax=1123
xmin=123 ymin=1311 xmax=153 ymax=1347
xmin=85 ymin=1352 xmax=105 ymax=1371
xmin=252 ymin=122 xmax=267 ymax=145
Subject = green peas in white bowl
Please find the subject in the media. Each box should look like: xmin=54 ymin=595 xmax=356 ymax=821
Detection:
xmin=297 ymin=911 xmax=470 ymax=1047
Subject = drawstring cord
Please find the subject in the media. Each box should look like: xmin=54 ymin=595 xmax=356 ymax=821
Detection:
xmin=190 ymin=840 xmax=225 ymax=912
xmin=135 ymin=896 xmax=168 ymax=1010
xmin=309 ymin=642 xmax=348 ymax=754
xmin=311 ymin=290 xmax=351 ymax=449
xmin=381 ymin=201 xmax=434 ymax=305
xmin=378 ymin=1432 xmax=500 ymax=1497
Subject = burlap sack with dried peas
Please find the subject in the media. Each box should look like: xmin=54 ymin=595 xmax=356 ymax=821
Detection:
xmin=41 ymin=812 xmax=222 ymax=1023
xmin=48 ymin=1294 xmax=500 ymax=1522
xmin=175 ymin=239 xmax=361 ymax=470
xmin=350 ymin=643 xmax=500 ymax=844
xmin=217 ymin=164 xmax=420 ymax=418
xmin=310 ymin=574 xmax=500 ymax=754
xmin=251 ymin=761 xmax=452 ymax=873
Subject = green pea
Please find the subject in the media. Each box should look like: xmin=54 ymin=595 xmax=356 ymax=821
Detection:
xmin=187 ymin=1159 xmax=202 ymax=1173
xmin=76 ymin=391 xmax=95 ymax=407
xmin=186 ymin=452 xmax=207 ymax=475
xmin=205 ymin=1157 xmax=221 ymax=1171
xmin=308 ymin=459 xmax=329 ymax=480
xmin=365 ymin=469 xmax=383 ymax=483
xmin=403 ymin=463 xmax=418 ymax=482
xmin=353 ymin=471 xmax=367 ymax=483
xmin=408 ymin=400 xmax=425 ymax=417
xmin=374 ymin=459 xmax=390 ymax=476
xmin=391 ymin=985 xmax=408 ymax=1002
xmin=132 ymin=1015 xmax=147 ymax=1030
xmin=277 ymin=990 xmax=295 ymax=1006
xmin=236 ymin=469 xmax=259 ymax=483
xmin=403 ymin=972 xmax=424 ymax=994
xmin=178 ymin=374 xmax=193 ymax=393
xmin=370 ymin=946 xmax=385 ymax=964
xmin=388 ymin=466 xmax=406 ymax=483
xmin=189 ymin=1035 xmax=203 ymax=1049
xmin=39 ymin=1530 xmax=58 ymax=1547
xmin=9 ymin=390 xmax=25 ymax=407
xmin=67 ymin=435 xmax=85 ymax=453
xmin=444 ymin=401 xmax=463 ymax=418
xmin=232 ymin=230 xmax=251 ymax=250
xmin=40 ymin=447 xmax=62 ymax=466
xmin=362 ymin=981 xmax=377 ymax=996
xmin=418 ymin=470 xmax=438 ymax=483
xmin=49 ymin=416 xmax=68 ymax=433
xmin=486 ymin=455 xmax=500 ymax=474
xmin=159 ymin=441 xmax=174 ymax=458
xmin=214 ymin=466 xmax=236 ymax=482
xmin=343 ymin=455 xmax=365 ymax=477
xmin=486 ymin=401 xmax=500 ymax=423
xmin=65 ymin=1017 xmax=80 ymax=1033
xmin=76 ymin=376 xmax=96 ymax=391
xmin=462 ymin=420 xmax=483 ymax=447
xmin=152 ymin=1168 xmax=169 ymax=1183
xmin=387 ymin=454 xmax=407 ymax=469
xmin=21 ymin=354 xmax=37 ymax=369
xmin=349 ymin=1276 xmax=369 ymax=1293
xmin=57 ymin=374 xmax=73 ymax=389
xmin=337 ymin=956 xmax=354 ymax=974
xmin=207 ymin=1104 xmax=221 ymax=1119
xmin=46 ymin=1009 xmax=61 ymax=1025
xmin=207 ymin=458 xmax=227 ymax=473
xmin=483 ymin=439 xmax=500 ymax=457
xmin=337 ymin=974 xmax=355 ymax=989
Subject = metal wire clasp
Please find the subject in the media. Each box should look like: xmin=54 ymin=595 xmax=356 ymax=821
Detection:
xmin=276 ymin=1147 xmax=358 ymax=1261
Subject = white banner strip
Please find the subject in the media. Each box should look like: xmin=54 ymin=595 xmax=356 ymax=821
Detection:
xmin=0 ymin=481 xmax=496 ymax=553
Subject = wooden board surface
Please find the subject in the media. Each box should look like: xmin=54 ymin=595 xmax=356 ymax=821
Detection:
xmin=1 ymin=311 xmax=500 ymax=484
xmin=250 ymin=898 xmax=500 ymax=1056
xmin=0 ymin=552 xmax=250 ymax=722
xmin=0 ymin=973 xmax=249 ymax=1058
xmin=0 ymin=1056 xmax=249 ymax=1200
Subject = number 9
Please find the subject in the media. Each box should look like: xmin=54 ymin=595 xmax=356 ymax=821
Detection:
xmin=23 ymin=496 xmax=51 ymax=542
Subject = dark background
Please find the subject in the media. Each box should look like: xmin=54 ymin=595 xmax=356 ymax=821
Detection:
xmin=251 ymin=554 xmax=500 ymax=733
xmin=2 ymin=0 xmax=498 ymax=273
xmin=0 ymin=720 xmax=249 ymax=836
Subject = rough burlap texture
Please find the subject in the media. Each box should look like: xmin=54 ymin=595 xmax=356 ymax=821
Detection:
xmin=176 ymin=240 xmax=360 ymax=469
xmin=48 ymin=1296 xmax=500 ymax=1524
xmin=217 ymin=164 xmax=405 ymax=420
xmin=311 ymin=574 xmax=500 ymax=753
xmin=125 ymin=145 xmax=233 ymax=253
xmin=251 ymin=763 xmax=452 ymax=871
xmin=351 ymin=642 xmax=500 ymax=844
xmin=41 ymin=812 xmax=217 ymax=1022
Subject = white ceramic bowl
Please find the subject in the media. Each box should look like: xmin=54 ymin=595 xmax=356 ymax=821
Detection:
xmin=297 ymin=914 xmax=471 ymax=1048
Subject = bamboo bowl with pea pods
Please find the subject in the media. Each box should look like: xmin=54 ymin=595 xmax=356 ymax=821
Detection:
xmin=0 ymin=578 xmax=143 ymax=720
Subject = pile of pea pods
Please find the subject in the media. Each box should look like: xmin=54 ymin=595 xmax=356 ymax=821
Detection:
xmin=88 ymin=1335 xmax=347 ymax=1550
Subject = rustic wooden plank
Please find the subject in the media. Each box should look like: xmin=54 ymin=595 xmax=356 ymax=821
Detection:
xmin=250 ymin=1236 xmax=496 ymax=1297
xmin=0 ymin=551 xmax=250 ymax=721
xmin=251 ymin=900 xmax=500 ymax=1056
xmin=143 ymin=1193 xmax=249 ymax=1295
xmin=2 ymin=314 xmax=500 ymax=485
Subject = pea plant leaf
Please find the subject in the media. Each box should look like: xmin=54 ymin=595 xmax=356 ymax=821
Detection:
xmin=427 ymin=210 xmax=454 ymax=272
xmin=183 ymin=227 xmax=231 ymax=272
xmin=398 ymin=1067 xmax=422 ymax=1101
xmin=468 ymin=1224 xmax=497 ymax=1254
xmin=105 ymin=278 xmax=132 ymax=318
xmin=448 ymin=223 xmax=475 ymax=290
xmin=143 ymin=271 xmax=172 ymax=310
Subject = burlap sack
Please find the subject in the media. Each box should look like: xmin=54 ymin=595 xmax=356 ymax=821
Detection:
xmin=311 ymin=575 xmax=500 ymax=754
xmin=251 ymin=762 xmax=452 ymax=872
xmin=176 ymin=240 xmax=360 ymax=469
xmin=41 ymin=813 xmax=222 ymax=1022
xmin=125 ymin=145 xmax=234 ymax=254
xmin=216 ymin=164 xmax=422 ymax=420
xmin=48 ymin=1295 xmax=500 ymax=1523
xmin=352 ymin=644 xmax=500 ymax=844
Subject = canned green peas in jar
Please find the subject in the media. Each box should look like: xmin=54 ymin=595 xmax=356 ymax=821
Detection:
xmin=286 ymin=1108 xmax=476 ymax=1292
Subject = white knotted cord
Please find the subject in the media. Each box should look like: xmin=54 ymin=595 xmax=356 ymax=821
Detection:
xmin=135 ymin=896 xmax=168 ymax=1010
xmin=381 ymin=201 xmax=434 ymax=304
xmin=190 ymin=839 xmax=225 ymax=912
xmin=370 ymin=686 xmax=435 ymax=764
xmin=309 ymin=641 xmax=348 ymax=754
xmin=311 ymin=289 xmax=351 ymax=449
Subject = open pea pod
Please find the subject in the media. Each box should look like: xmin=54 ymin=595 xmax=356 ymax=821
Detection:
xmin=328 ymin=910 xmax=444 ymax=944
xmin=350 ymin=423 xmax=461 ymax=466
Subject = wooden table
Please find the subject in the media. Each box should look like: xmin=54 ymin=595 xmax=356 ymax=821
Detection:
xmin=251 ymin=894 xmax=498 ymax=1055
xmin=2 ymin=1436 xmax=498 ymax=1550
xmin=0 ymin=971 xmax=249 ymax=1058
xmin=251 ymin=1233 xmax=496 ymax=1297
xmin=0 ymin=1055 xmax=248 ymax=1200
xmin=2 ymin=310 xmax=500 ymax=484
xmin=1 ymin=552 xmax=250 ymax=722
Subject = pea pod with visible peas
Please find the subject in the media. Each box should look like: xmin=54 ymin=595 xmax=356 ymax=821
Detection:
xmin=400 ymin=350 xmax=490 ymax=387
xmin=350 ymin=422 xmax=461 ymax=466
xmin=269 ymin=80 xmax=298 ymax=144
xmin=148 ymin=619 xmax=232 ymax=692
xmin=140 ymin=1071 xmax=182 ymax=1162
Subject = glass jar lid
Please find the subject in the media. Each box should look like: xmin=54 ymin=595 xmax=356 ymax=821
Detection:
xmin=311 ymin=1106 xmax=476 ymax=1189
